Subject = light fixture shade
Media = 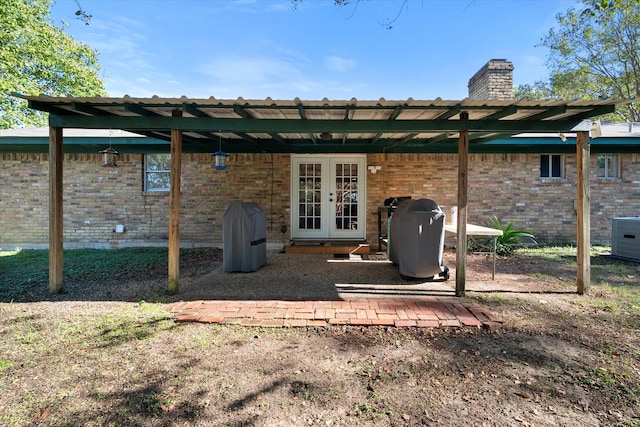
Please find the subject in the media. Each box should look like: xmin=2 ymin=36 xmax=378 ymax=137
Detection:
xmin=99 ymin=146 xmax=119 ymax=167
xmin=212 ymin=150 xmax=229 ymax=170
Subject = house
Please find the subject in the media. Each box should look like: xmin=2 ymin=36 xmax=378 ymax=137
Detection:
xmin=0 ymin=59 xmax=637 ymax=294
xmin=2 ymin=60 xmax=638 ymax=249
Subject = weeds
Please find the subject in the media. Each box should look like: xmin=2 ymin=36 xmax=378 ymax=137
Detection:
xmin=350 ymin=400 xmax=395 ymax=420
xmin=92 ymin=304 xmax=174 ymax=347
xmin=290 ymin=381 xmax=315 ymax=401
xmin=581 ymin=367 xmax=640 ymax=405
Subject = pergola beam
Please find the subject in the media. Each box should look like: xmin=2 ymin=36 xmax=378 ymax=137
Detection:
xmin=48 ymin=115 xmax=596 ymax=134
xmin=434 ymin=105 xmax=461 ymax=120
xmin=124 ymin=103 xmax=153 ymax=116
xmin=482 ymin=106 xmax=518 ymax=120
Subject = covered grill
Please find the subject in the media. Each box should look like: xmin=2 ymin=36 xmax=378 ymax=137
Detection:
xmin=222 ymin=201 xmax=267 ymax=272
xmin=389 ymin=198 xmax=449 ymax=280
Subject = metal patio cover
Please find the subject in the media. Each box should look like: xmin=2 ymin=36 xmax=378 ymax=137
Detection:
xmin=18 ymin=94 xmax=629 ymax=297
xmin=17 ymin=95 xmax=630 ymax=153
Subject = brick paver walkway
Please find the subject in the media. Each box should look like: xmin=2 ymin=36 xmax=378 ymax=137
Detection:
xmin=167 ymin=298 xmax=502 ymax=328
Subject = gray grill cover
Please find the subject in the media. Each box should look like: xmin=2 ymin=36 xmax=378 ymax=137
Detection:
xmin=222 ymin=201 xmax=267 ymax=272
xmin=389 ymin=198 xmax=446 ymax=278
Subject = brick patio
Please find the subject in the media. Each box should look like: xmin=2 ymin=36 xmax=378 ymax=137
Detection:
xmin=167 ymin=297 xmax=502 ymax=328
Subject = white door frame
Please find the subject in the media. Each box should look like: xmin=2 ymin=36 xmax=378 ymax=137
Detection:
xmin=290 ymin=154 xmax=366 ymax=240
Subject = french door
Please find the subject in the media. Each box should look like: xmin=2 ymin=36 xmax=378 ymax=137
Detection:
xmin=291 ymin=155 xmax=366 ymax=240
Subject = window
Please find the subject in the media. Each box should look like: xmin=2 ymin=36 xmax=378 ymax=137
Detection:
xmin=596 ymin=154 xmax=620 ymax=179
xmin=144 ymin=154 xmax=171 ymax=192
xmin=540 ymin=154 xmax=563 ymax=178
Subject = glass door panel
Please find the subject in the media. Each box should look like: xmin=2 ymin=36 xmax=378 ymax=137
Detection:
xmin=330 ymin=160 xmax=363 ymax=239
xmin=298 ymin=163 xmax=322 ymax=231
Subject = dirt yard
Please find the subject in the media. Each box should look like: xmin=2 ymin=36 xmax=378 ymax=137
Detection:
xmin=0 ymin=247 xmax=639 ymax=426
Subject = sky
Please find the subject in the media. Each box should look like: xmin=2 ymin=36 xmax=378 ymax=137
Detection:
xmin=50 ymin=0 xmax=576 ymax=101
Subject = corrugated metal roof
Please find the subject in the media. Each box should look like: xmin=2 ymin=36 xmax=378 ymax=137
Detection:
xmin=0 ymin=128 xmax=142 ymax=138
xmin=7 ymin=94 xmax=633 ymax=154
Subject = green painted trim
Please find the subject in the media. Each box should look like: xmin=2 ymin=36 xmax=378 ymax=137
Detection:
xmin=48 ymin=115 xmax=591 ymax=133
xmin=1 ymin=136 xmax=638 ymax=154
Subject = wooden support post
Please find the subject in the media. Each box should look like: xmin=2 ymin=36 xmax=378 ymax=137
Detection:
xmin=455 ymin=112 xmax=469 ymax=297
xmin=576 ymin=130 xmax=590 ymax=295
xmin=167 ymin=109 xmax=182 ymax=294
xmin=49 ymin=127 xmax=64 ymax=294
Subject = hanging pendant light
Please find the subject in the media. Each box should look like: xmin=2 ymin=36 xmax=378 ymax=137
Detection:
xmin=99 ymin=129 xmax=119 ymax=167
xmin=211 ymin=130 xmax=228 ymax=170
xmin=99 ymin=146 xmax=119 ymax=167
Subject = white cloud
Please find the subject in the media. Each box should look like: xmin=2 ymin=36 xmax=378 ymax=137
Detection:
xmin=196 ymin=55 xmax=325 ymax=98
xmin=324 ymin=56 xmax=356 ymax=72
xmin=200 ymin=56 xmax=301 ymax=86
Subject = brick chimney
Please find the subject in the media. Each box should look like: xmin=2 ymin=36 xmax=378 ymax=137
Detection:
xmin=467 ymin=59 xmax=514 ymax=100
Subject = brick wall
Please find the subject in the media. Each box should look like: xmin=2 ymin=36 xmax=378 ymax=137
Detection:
xmin=467 ymin=59 xmax=514 ymax=101
xmin=1 ymin=151 xmax=638 ymax=248
xmin=365 ymin=152 xmax=640 ymax=245
xmin=0 ymin=152 xmax=291 ymax=248
xmin=0 ymin=153 xmax=49 ymax=244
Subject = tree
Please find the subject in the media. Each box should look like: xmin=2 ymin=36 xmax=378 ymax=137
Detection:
xmin=0 ymin=0 xmax=105 ymax=129
xmin=541 ymin=0 xmax=639 ymax=121
xmin=513 ymin=81 xmax=556 ymax=101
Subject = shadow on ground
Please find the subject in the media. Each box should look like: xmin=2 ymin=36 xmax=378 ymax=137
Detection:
xmin=1 ymin=248 xmax=582 ymax=303
xmin=171 ymin=249 xmax=576 ymax=302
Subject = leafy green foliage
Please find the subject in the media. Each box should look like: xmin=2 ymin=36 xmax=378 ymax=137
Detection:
xmin=513 ymin=81 xmax=556 ymax=101
xmin=582 ymin=0 xmax=640 ymax=16
xmin=540 ymin=0 xmax=640 ymax=121
xmin=0 ymin=0 xmax=106 ymax=128
xmin=488 ymin=215 xmax=537 ymax=256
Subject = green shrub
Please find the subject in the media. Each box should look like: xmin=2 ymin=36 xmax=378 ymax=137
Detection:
xmin=488 ymin=215 xmax=537 ymax=256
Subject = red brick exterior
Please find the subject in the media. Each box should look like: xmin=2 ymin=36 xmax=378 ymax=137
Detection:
xmin=1 ymin=151 xmax=638 ymax=248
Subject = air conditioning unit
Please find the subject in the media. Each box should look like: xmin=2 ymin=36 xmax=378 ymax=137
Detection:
xmin=611 ymin=217 xmax=640 ymax=261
